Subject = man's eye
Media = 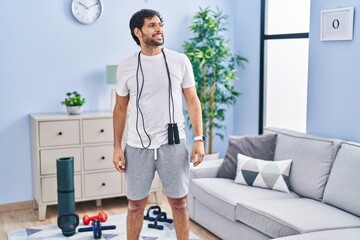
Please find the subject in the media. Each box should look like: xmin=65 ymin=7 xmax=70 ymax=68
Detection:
xmin=148 ymin=23 xmax=163 ymax=27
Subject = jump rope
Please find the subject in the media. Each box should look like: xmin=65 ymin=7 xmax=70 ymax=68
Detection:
xmin=136 ymin=48 xmax=180 ymax=149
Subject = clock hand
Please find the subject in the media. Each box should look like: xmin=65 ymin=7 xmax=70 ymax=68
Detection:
xmin=78 ymin=2 xmax=88 ymax=9
xmin=89 ymin=2 xmax=99 ymax=8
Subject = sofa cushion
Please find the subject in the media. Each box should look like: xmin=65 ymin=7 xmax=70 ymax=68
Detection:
xmin=274 ymin=228 xmax=360 ymax=240
xmin=235 ymin=153 xmax=292 ymax=193
xmin=323 ymin=142 xmax=360 ymax=217
xmin=190 ymin=178 xmax=298 ymax=222
xmin=236 ymin=198 xmax=360 ymax=239
xmin=193 ymin=199 xmax=271 ymax=240
xmin=264 ymin=127 xmax=341 ymax=201
xmin=216 ymin=134 xmax=277 ymax=179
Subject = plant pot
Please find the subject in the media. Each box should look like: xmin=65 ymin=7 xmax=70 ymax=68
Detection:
xmin=203 ymin=152 xmax=220 ymax=161
xmin=66 ymin=106 xmax=83 ymax=115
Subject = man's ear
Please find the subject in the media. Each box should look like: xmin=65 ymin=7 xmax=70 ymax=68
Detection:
xmin=134 ymin=27 xmax=142 ymax=38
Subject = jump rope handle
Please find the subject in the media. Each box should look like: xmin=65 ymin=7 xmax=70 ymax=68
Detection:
xmin=168 ymin=123 xmax=180 ymax=145
xmin=173 ymin=123 xmax=180 ymax=144
xmin=168 ymin=124 xmax=174 ymax=145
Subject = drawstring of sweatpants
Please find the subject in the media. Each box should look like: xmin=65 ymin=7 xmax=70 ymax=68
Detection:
xmin=154 ymin=148 xmax=158 ymax=160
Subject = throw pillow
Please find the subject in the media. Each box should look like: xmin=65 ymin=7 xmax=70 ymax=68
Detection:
xmin=216 ymin=133 xmax=278 ymax=179
xmin=235 ymin=153 xmax=292 ymax=193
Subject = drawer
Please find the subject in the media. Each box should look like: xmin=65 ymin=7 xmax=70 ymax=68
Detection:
xmin=40 ymin=148 xmax=81 ymax=175
xmin=41 ymin=175 xmax=82 ymax=203
xmin=39 ymin=120 xmax=80 ymax=147
xmin=84 ymin=171 xmax=122 ymax=198
xmin=83 ymin=118 xmax=113 ymax=144
xmin=84 ymin=145 xmax=113 ymax=171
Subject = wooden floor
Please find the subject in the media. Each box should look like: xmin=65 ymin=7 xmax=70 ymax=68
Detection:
xmin=0 ymin=193 xmax=220 ymax=240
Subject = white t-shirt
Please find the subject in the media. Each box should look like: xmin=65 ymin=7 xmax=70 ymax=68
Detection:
xmin=116 ymin=48 xmax=195 ymax=149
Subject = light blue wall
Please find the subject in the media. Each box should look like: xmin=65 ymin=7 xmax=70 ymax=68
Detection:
xmin=233 ymin=0 xmax=261 ymax=136
xmin=307 ymin=0 xmax=360 ymax=141
xmin=0 ymin=0 xmax=237 ymax=204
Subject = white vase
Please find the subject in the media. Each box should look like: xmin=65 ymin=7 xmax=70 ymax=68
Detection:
xmin=66 ymin=106 xmax=83 ymax=115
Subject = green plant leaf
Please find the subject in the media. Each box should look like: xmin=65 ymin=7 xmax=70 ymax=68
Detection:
xmin=183 ymin=6 xmax=247 ymax=154
xmin=61 ymin=91 xmax=86 ymax=107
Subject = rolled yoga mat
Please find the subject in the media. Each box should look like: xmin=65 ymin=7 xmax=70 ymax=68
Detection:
xmin=56 ymin=157 xmax=79 ymax=236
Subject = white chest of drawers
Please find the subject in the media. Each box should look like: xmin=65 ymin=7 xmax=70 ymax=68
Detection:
xmin=30 ymin=112 xmax=162 ymax=220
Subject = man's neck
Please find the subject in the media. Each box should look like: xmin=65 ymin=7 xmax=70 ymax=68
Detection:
xmin=140 ymin=46 xmax=162 ymax=56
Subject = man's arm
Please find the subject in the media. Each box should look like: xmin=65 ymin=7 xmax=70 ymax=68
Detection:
xmin=183 ymin=86 xmax=205 ymax=167
xmin=112 ymin=93 xmax=129 ymax=172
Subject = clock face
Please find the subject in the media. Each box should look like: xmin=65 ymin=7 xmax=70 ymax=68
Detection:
xmin=71 ymin=0 xmax=103 ymax=24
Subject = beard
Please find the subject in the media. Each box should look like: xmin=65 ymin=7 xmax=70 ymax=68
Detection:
xmin=141 ymin=32 xmax=164 ymax=46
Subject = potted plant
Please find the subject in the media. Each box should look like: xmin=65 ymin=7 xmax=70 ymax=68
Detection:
xmin=61 ymin=91 xmax=86 ymax=115
xmin=183 ymin=7 xmax=247 ymax=155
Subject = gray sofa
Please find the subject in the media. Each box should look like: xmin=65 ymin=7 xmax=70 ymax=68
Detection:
xmin=187 ymin=127 xmax=360 ymax=240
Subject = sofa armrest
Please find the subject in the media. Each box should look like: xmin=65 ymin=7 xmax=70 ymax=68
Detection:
xmin=190 ymin=159 xmax=223 ymax=179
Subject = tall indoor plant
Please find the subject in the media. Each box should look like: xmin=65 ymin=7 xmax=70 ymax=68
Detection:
xmin=184 ymin=7 xmax=247 ymax=154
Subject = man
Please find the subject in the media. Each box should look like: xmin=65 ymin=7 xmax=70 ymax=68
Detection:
xmin=112 ymin=9 xmax=205 ymax=240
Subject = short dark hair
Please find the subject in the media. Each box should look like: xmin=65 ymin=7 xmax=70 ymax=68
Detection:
xmin=129 ymin=9 xmax=164 ymax=46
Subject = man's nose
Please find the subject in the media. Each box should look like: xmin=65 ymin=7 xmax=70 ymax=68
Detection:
xmin=155 ymin=24 xmax=162 ymax=32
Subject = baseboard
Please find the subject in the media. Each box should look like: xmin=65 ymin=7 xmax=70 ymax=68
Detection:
xmin=0 ymin=192 xmax=162 ymax=213
xmin=0 ymin=200 xmax=33 ymax=213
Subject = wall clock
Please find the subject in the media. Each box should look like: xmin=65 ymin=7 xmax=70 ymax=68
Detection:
xmin=71 ymin=0 xmax=103 ymax=24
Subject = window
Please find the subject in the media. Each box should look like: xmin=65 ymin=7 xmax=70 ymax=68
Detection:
xmin=260 ymin=0 xmax=311 ymax=133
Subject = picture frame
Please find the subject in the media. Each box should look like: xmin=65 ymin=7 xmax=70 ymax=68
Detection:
xmin=320 ymin=7 xmax=354 ymax=41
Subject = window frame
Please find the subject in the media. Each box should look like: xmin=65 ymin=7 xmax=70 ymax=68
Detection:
xmin=259 ymin=0 xmax=309 ymax=134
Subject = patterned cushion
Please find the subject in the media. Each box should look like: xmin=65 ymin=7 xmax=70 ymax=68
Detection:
xmin=216 ymin=134 xmax=278 ymax=179
xmin=235 ymin=153 xmax=293 ymax=193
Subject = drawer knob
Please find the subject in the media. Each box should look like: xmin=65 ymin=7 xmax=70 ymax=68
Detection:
xmin=102 ymin=183 xmax=106 ymax=187
xmin=101 ymin=156 xmax=105 ymax=160
xmin=58 ymin=132 xmax=63 ymax=136
xmin=100 ymin=129 xmax=104 ymax=133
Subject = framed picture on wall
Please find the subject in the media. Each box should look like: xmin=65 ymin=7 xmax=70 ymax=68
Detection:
xmin=320 ymin=7 xmax=354 ymax=41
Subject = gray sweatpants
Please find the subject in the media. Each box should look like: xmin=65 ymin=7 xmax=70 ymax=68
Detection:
xmin=124 ymin=140 xmax=190 ymax=200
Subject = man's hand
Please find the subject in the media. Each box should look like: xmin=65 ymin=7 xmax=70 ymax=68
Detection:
xmin=113 ymin=147 xmax=126 ymax=172
xmin=191 ymin=141 xmax=205 ymax=167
